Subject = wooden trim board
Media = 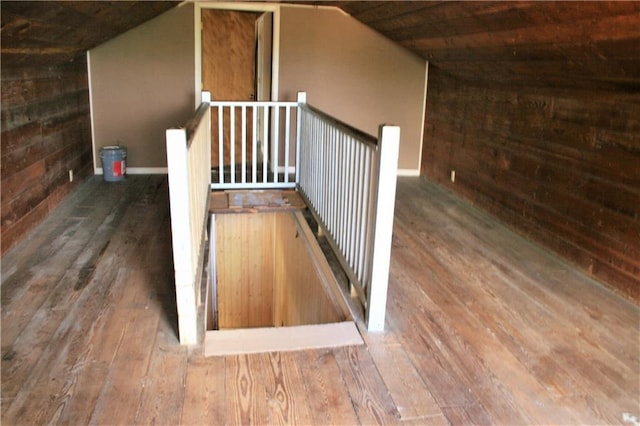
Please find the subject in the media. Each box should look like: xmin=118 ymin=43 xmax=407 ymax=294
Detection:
xmin=209 ymin=190 xmax=306 ymax=213
xmin=204 ymin=321 xmax=363 ymax=356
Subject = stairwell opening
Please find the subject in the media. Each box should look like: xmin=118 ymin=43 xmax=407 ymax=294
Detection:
xmin=204 ymin=190 xmax=363 ymax=356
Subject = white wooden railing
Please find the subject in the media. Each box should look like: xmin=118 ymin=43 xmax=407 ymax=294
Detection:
xmin=296 ymin=94 xmax=399 ymax=331
xmin=166 ymin=101 xmax=211 ymax=345
xmin=209 ymin=100 xmax=298 ymax=189
xmin=167 ymin=92 xmax=399 ymax=343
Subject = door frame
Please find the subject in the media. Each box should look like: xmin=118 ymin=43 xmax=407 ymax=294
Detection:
xmin=195 ymin=2 xmax=280 ymax=108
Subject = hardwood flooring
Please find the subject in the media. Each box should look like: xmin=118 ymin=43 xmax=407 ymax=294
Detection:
xmin=2 ymin=175 xmax=638 ymax=425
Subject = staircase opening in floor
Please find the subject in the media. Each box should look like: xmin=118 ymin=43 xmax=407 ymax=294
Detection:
xmin=204 ymin=189 xmax=363 ymax=356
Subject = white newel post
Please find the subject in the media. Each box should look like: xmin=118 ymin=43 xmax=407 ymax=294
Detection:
xmin=166 ymin=128 xmax=198 ymax=345
xmin=202 ymin=91 xmax=211 ymax=103
xmin=366 ymin=125 xmax=400 ymax=332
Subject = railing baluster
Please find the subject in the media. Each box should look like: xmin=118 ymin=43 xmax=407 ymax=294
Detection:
xmin=321 ymin=121 xmax=327 ymax=231
xmin=263 ymin=106 xmax=268 ymax=183
xmin=353 ymin=142 xmax=364 ymax=280
xmin=252 ymin=106 xmax=258 ymax=184
xmin=313 ymin=117 xmax=319 ymax=219
xmin=285 ymin=106 xmax=291 ymax=183
xmin=340 ymin=132 xmax=348 ymax=253
xmin=357 ymin=146 xmax=370 ymax=286
xmin=242 ymin=105 xmax=247 ymax=183
xmin=218 ymin=106 xmax=223 ymax=184
xmin=314 ymin=117 xmax=320 ymax=220
xmin=320 ymin=118 xmax=326 ymax=225
xmin=362 ymin=147 xmax=374 ymax=289
xmin=308 ymin=113 xmax=314 ymax=207
xmin=321 ymin=119 xmax=325 ymax=218
xmin=274 ymin=106 xmax=280 ymax=183
xmin=347 ymin=137 xmax=356 ymax=270
xmin=317 ymin=117 xmax=322 ymax=215
xmin=230 ymin=106 xmax=235 ymax=184
xmin=327 ymin=122 xmax=335 ymax=237
xmin=335 ymin=128 xmax=340 ymax=245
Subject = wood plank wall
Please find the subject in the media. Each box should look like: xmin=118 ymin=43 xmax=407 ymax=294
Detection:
xmin=1 ymin=59 xmax=93 ymax=254
xmin=421 ymin=67 xmax=640 ymax=303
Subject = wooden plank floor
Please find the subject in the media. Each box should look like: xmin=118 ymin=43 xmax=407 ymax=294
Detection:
xmin=2 ymin=175 xmax=638 ymax=425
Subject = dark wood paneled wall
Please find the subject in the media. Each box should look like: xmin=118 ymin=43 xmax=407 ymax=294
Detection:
xmin=1 ymin=58 xmax=93 ymax=254
xmin=422 ymin=67 xmax=640 ymax=303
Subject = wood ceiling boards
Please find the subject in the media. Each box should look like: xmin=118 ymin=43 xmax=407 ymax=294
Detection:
xmin=3 ymin=1 xmax=638 ymax=91
xmin=1 ymin=1 xmax=179 ymax=67
xmin=323 ymin=1 xmax=640 ymax=92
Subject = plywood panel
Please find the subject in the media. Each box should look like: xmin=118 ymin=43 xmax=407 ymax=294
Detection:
xmin=215 ymin=213 xmax=275 ymax=328
xmin=202 ymin=9 xmax=259 ymax=167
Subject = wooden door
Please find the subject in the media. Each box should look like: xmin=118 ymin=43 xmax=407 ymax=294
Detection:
xmin=202 ymin=10 xmax=259 ymax=168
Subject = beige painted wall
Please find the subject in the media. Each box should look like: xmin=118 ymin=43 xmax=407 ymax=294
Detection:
xmin=89 ymin=4 xmax=195 ymax=171
xmin=278 ymin=6 xmax=427 ymax=172
xmin=88 ymin=3 xmax=426 ymax=172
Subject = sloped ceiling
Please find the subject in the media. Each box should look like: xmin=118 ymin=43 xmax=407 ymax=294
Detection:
xmin=324 ymin=1 xmax=640 ymax=92
xmin=2 ymin=1 xmax=639 ymax=92
xmin=1 ymin=1 xmax=179 ymax=67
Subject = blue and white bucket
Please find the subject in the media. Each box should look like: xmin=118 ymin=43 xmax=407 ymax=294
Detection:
xmin=100 ymin=146 xmax=127 ymax=182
